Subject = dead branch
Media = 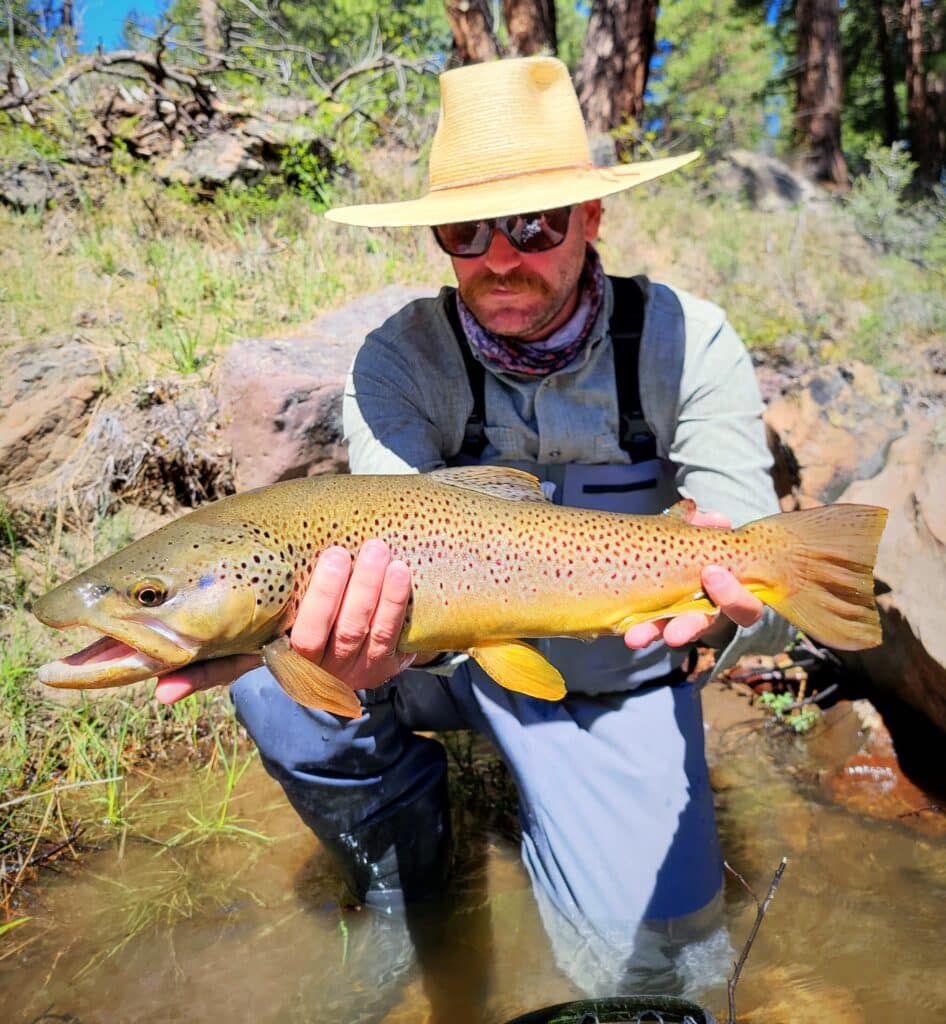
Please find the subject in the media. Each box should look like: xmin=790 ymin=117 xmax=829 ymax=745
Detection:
xmin=0 ymin=48 xmax=223 ymax=113
xmin=725 ymin=856 xmax=789 ymax=1024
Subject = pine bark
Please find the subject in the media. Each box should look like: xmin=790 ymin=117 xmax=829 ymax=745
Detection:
xmin=902 ymin=0 xmax=945 ymax=182
xmin=444 ymin=0 xmax=499 ymax=65
xmin=874 ymin=0 xmax=899 ymax=144
xmin=575 ymin=0 xmax=657 ymax=135
xmin=502 ymin=0 xmax=556 ymax=56
xmin=795 ymin=0 xmax=848 ymax=187
xmin=199 ymin=0 xmax=223 ymax=59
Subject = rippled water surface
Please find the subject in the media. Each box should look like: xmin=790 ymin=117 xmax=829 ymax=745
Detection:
xmin=3 ymin=686 xmax=945 ymax=1023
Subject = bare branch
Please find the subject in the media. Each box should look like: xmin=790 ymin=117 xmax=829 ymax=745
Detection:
xmin=725 ymin=857 xmax=788 ymax=1024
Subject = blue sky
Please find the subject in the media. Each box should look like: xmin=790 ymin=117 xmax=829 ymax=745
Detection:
xmin=77 ymin=0 xmax=166 ymax=51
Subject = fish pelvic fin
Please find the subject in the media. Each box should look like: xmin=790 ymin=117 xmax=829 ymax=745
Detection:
xmin=428 ymin=466 xmax=549 ymax=502
xmin=469 ymin=640 xmax=567 ymax=701
xmin=745 ymin=503 xmax=888 ymax=651
xmin=662 ymin=498 xmax=698 ymax=522
xmin=261 ymin=636 xmax=363 ymax=718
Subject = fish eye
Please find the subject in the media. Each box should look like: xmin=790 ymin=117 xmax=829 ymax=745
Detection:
xmin=131 ymin=580 xmax=167 ymax=607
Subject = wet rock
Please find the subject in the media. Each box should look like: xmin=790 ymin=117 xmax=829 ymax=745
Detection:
xmin=839 ymin=418 xmax=946 ymax=747
xmin=216 ymin=285 xmax=439 ymax=489
xmin=763 ymin=361 xmax=909 ymax=508
xmin=819 ymin=700 xmax=946 ymax=837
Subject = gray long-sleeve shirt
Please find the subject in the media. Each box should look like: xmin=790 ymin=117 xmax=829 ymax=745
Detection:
xmin=343 ymin=276 xmax=794 ymax=685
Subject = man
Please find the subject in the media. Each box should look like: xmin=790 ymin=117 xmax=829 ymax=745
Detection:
xmin=156 ymin=57 xmax=792 ymax=994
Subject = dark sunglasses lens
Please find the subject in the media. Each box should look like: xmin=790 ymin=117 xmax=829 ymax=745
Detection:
xmin=506 ymin=206 xmax=572 ymax=252
xmin=434 ymin=220 xmax=492 ymax=257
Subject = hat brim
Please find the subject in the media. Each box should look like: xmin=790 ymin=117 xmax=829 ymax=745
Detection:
xmin=325 ymin=152 xmax=700 ymax=228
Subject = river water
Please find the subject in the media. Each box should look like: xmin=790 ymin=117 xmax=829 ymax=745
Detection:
xmin=2 ymin=684 xmax=945 ymax=1023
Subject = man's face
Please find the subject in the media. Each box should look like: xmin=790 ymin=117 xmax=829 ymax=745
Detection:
xmin=449 ymin=199 xmax=602 ymax=342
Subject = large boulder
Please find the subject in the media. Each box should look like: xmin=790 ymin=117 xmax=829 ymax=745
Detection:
xmin=763 ymin=361 xmax=909 ymax=508
xmin=838 ymin=418 xmax=946 ymax=747
xmin=216 ymin=285 xmax=439 ymax=489
xmin=712 ymin=149 xmax=829 ymax=211
xmin=0 ymin=338 xmax=232 ymax=522
xmin=0 ymin=335 xmax=117 ymax=495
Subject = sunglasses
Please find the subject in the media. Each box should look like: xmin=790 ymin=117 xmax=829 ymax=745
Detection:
xmin=432 ymin=206 xmax=573 ymax=258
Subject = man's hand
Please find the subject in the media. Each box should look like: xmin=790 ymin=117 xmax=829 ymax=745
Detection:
xmin=624 ymin=508 xmax=763 ymax=652
xmin=154 ymin=539 xmax=415 ymax=705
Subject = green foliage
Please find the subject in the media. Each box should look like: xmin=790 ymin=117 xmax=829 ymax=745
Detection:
xmin=0 ymin=122 xmax=68 ymax=164
xmin=161 ymin=0 xmax=447 ymax=147
xmin=846 ymin=143 xmax=946 ymax=268
xmin=553 ymin=0 xmax=590 ymax=74
xmin=649 ymin=0 xmax=779 ymax=154
xmin=279 ymin=143 xmax=333 ymax=207
xmin=756 ymin=690 xmax=820 ymax=734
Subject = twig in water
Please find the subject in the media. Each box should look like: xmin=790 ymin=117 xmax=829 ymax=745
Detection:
xmin=0 ymin=775 xmax=124 ymax=811
xmin=725 ymin=856 xmax=788 ymax=1024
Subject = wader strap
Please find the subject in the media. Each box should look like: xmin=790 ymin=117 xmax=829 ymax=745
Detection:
xmin=449 ymin=275 xmax=656 ymax=461
xmin=610 ymin=275 xmax=657 ymax=463
xmin=446 ymin=292 xmax=488 ymax=459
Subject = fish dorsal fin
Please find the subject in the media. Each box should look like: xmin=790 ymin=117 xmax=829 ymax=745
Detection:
xmin=663 ymin=498 xmax=697 ymax=522
xmin=428 ymin=466 xmax=549 ymax=502
xmin=469 ymin=640 xmax=566 ymax=701
xmin=261 ymin=636 xmax=363 ymax=718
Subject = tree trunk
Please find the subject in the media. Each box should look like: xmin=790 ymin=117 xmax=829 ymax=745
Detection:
xmin=795 ymin=0 xmax=848 ymax=187
xmin=502 ymin=0 xmax=556 ymax=56
xmin=575 ymin=0 xmax=657 ymax=138
xmin=874 ymin=0 xmax=899 ymax=145
xmin=199 ymin=0 xmax=223 ymax=59
xmin=61 ymin=0 xmax=72 ymax=31
xmin=902 ymin=0 xmax=945 ymax=183
xmin=444 ymin=0 xmax=499 ymax=65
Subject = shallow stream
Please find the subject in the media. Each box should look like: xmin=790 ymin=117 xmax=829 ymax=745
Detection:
xmin=3 ymin=685 xmax=945 ymax=1023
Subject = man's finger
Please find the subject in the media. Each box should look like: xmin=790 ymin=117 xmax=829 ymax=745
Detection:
xmin=663 ymin=611 xmax=716 ymax=647
xmin=689 ymin=509 xmax=731 ymax=529
xmin=363 ymin=559 xmax=413 ymax=664
xmin=155 ymin=654 xmax=262 ymax=703
xmin=702 ymin=565 xmax=763 ymax=628
xmin=330 ymin=540 xmax=392 ymax=661
xmin=625 ymin=620 xmax=664 ymax=649
xmin=291 ymin=546 xmax=352 ymax=661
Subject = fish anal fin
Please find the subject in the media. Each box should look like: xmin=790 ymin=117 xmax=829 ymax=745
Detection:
xmin=429 ymin=466 xmax=548 ymax=502
xmin=261 ymin=636 xmax=362 ymax=718
xmin=613 ymin=591 xmax=719 ymax=632
xmin=469 ymin=640 xmax=566 ymax=701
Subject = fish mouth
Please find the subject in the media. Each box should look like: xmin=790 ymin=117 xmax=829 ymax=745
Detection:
xmin=37 ymin=621 xmax=200 ymax=689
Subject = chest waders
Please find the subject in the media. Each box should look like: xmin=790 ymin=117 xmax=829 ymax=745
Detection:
xmin=229 ymin=279 xmax=726 ymax=995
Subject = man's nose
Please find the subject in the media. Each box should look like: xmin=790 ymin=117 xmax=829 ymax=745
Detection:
xmin=483 ymin=229 xmax=522 ymax=275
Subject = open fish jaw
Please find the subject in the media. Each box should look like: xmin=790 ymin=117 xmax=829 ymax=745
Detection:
xmin=38 ymin=633 xmax=186 ymax=688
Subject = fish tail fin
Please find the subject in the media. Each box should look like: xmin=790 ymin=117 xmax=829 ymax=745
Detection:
xmin=744 ymin=504 xmax=888 ymax=651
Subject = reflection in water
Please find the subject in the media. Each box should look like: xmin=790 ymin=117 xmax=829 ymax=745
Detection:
xmin=2 ymin=686 xmax=946 ymax=1023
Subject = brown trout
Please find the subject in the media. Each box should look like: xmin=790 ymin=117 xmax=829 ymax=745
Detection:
xmin=34 ymin=467 xmax=887 ymax=718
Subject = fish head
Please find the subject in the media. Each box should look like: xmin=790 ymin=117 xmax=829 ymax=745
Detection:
xmin=33 ymin=518 xmax=295 ymax=690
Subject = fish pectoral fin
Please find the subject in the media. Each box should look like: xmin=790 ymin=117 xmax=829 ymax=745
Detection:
xmin=261 ymin=636 xmax=362 ymax=718
xmin=469 ymin=640 xmax=566 ymax=702
xmin=613 ymin=592 xmax=719 ymax=631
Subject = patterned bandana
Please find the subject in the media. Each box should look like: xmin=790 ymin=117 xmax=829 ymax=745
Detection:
xmin=457 ymin=246 xmax=605 ymax=376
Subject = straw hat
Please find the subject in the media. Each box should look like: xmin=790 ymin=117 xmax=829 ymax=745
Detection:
xmin=326 ymin=56 xmax=699 ymax=228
